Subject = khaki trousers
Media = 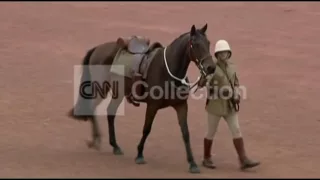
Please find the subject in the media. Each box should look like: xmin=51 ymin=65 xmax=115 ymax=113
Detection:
xmin=206 ymin=112 xmax=242 ymax=140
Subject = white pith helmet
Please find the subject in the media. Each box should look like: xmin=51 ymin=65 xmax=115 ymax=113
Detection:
xmin=214 ymin=39 xmax=232 ymax=58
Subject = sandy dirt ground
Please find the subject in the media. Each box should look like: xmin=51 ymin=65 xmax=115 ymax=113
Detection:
xmin=0 ymin=2 xmax=320 ymax=178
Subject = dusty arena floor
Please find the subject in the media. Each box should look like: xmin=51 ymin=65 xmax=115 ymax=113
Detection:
xmin=0 ymin=2 xmax=320 ymax=178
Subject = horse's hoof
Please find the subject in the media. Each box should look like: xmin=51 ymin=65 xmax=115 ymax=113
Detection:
xmin=132 ymin=102 xmax=140 ymax=107
xmin=135 ymin=157 xmax=146 ymax=164
xmin=189 ymin=164 xmax=200 ymax=174
xmin=86 ymin=140 xmax=101 ymax=151
xmin=132 ymin=101 xmax=140 ymax=107
xmin=240 ymin=160 xmax=261 ymax=170
xmin=202 ymin=159 xmax=216 ymax=169
xmin=113 ymin=147 xmax=124 ymax=155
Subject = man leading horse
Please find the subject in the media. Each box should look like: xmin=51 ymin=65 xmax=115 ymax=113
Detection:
xmin=68 ymin=24 xmax=216 ymax=173
xmin=199 ymin=39 xmax=260 ymax=170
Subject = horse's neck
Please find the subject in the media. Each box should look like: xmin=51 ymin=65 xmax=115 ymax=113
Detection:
xmin=165 ymin=36 xmax=190 ymax=79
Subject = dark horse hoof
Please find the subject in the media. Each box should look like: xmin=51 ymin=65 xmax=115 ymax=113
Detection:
xmin=86 ymin=139 xmax=101 ymax=151
xmin=135 ymin=157 xmax=146 ymax=164
xmin=113 ymin=147 xmax=124 ymax=155
xmin=241 ymin=160 xmax=261 ymax=170
xmin=126 ymin=96 xmax=140 ymax=107
xmin=132 ymin=102 xmax=140 ymax=107
xmin=202 ymin=159 xmax=216 ymax=169
xmin=189 ymin=164 xmax=200 ymax=174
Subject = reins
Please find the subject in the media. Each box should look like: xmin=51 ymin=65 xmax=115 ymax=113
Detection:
xmin=162 ymin=36 xmax=212 ymax=93
xmin=163 ymin=45 xmax=201 ymax=90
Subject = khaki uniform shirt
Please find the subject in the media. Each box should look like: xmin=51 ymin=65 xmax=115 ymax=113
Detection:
xmin=205 ymin=60 xmax=240 ymax=116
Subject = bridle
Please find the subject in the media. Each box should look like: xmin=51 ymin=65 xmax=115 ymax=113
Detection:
xmin=188 ymin=40 xmax=212 ymax=76
xmin=163 ymin=37 xmax=212 ymax=91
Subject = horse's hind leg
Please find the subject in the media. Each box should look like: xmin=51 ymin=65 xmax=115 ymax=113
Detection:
xmin=87 ymin=116 xmax=101 ymax=150
xmin=86 ymin=65 xmax=110 ymax=150
xmin=107 ymin=94 xmax=124 ymax=155
xmin=86 ymin=96 xmax=104 ymax=150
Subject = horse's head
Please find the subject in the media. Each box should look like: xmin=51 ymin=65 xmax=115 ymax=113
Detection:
xmin=187 ymin=24 xmax=216 ymax=82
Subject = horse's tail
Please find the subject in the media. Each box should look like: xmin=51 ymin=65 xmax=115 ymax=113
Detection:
xmin=68 ymin=47 xmax=96 ymax=121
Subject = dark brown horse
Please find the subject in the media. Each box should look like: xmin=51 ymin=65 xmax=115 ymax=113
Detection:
xmin=68 ymin=24 xmax=216 ymax=173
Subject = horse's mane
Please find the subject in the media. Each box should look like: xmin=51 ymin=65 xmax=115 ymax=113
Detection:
xmin=175 ymin=29 xmax=208 ymax=44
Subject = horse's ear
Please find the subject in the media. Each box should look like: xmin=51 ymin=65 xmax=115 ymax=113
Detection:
xmin=190 ymin=25 xmax=196 ymax=36
xmin=200 ymin=23 xmax=208 ymax=34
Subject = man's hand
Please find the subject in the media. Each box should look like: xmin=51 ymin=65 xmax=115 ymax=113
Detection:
xmin=197 ymin=76 xmax=207 ymax=88
xmin=198 ymin=74 xmax=214 ymax=88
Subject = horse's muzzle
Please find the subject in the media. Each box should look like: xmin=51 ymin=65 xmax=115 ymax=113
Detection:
xmin=206 ymin=65 xmax=216 ymax=75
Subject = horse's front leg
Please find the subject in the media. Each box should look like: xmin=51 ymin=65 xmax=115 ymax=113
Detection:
xmin=135 ymin=104 xmax=158 ymax=164
xmin=173 ymin=102 xmax=200 ymax=173
xmin=107 ymin=96 xmax=124 ymax=155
